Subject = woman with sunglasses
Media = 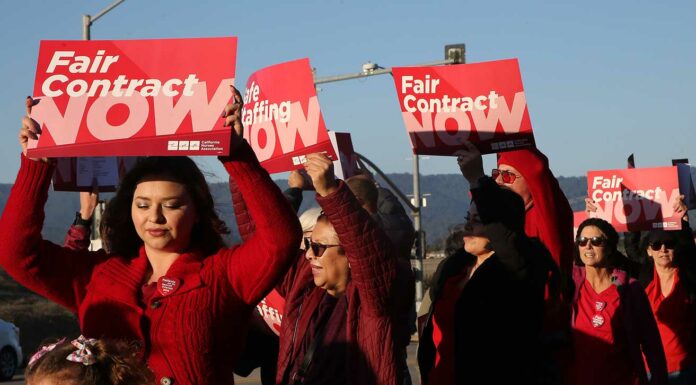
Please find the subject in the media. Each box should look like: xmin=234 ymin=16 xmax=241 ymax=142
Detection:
xmin=271 ymin=152 xmax=414 ymax=385
xmin=567 ymin=218 xmax=667 ymax=385
xmin=640 ymin=202 xmax=696 ymax=384
xmin=496 ymin=149 xmax=574 ymax=276
xmin=418 ymin=142 xmax=551 ymax=385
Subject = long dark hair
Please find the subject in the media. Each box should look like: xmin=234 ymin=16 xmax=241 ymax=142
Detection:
xmin=573 ymin=218 xmax=624 ymax=268
xmin=100 ymin=157 xmax=229 ymax=257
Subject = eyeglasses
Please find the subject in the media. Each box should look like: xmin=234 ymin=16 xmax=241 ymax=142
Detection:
xmin=491 ymin=169 xmax=520 ymax=184
xmin=577 ymin=236 xmax=607 ymax=247
xmin=303 ymin=237 xmax=341 ymax=257
xmin=649 ymin=241 xmax=676 ymax=251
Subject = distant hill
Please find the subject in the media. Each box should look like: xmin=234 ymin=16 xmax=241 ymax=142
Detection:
xmin=2 ymin=166 xmax=694 ymax=248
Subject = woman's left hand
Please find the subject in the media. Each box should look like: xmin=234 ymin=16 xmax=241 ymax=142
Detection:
xmin=221 ymin=86 xmax=244 ymax=152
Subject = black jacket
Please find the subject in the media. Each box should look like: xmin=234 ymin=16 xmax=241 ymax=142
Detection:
xmin=417 ymin=176 xmax=551 ymax=385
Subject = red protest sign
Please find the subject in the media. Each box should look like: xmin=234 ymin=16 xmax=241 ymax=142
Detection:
xmin=573 ymin=211 xmax=588 ymax=238
xmin=52 ymin=157 xmax=140 ymax=192
xmin=392 ymin=58 xmax=535 ymax=155
xmin=329 ymin=131 xmax=359 ymax=180
xmin=255 ymin=290 xmax=284 ymax=336
xmin=587 ymin=166 xmax=686 ymax=232
xmin=27 ymin=37 xmax=237 ymax=157
xmin=243 ymin=58 xmax=336 ymax=173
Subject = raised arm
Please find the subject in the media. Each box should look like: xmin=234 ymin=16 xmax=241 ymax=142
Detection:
xmin=307 ymin=153 xmax=401 ymax=316
xmin=0 ymin=113 xmax=105 ymax=312
xmin=220 ymin=90 xmax=302 ymax=305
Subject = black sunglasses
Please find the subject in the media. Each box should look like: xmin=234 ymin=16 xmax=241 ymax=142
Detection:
xmin=649 ymin=240 xmax=676 ymax=251
xmin=491 ymin=169 xmax=520 ymax=184
xmin=577 ymin=236 xmax=607 ymax=247
xmin=303 ymin=237 xmax=341 ymax=257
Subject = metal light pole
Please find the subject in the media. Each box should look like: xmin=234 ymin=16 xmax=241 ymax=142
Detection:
xmin=82 ymin=0 xmax=126 ymax=248
xmin=82 ymin=0 xmax=125 ymax=41
xmin=314 ymin=44 xmax=465 ymax=309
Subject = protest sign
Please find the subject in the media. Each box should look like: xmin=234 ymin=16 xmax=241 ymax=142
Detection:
xmin=329 ymin=131 xmax=359 ymax=180
xmin=586 ymin=166 xmax=688 ymax=231
xmin=573 ymin=211 xmax=588 ymax=238
xmin=52 ymin=157 xmax=139 ymax=192
xmin=392 ymin=58 xmax=535 ymax=155
xmin=243 ymin=58 xmax=336 ymax=173
xmin=672 ymin=159 xmax=696 ymax=210
xmin=255 ymin=290 xmax=284 ymax=336
xmin=27 ymin=37 xmax=237 ymax=157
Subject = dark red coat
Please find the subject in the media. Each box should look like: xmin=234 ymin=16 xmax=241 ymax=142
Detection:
xmin=0 ymin=143 xmax=302 ymax=385
xmin=275 ymin=182 xmax=414 ymax=385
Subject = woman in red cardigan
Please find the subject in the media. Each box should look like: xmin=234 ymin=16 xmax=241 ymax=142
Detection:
xmin=0 ymin=90 xmax=302 ymax=385
xmin=273 ymin=152 xmax=414 ymax=385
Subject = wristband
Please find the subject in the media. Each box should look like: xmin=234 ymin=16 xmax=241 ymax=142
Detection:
xmin=73 ymin=212 xmax=93 ymax=227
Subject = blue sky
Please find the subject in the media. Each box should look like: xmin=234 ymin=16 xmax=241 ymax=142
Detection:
xmin=0 ymin=0 xmax=694 ymax=184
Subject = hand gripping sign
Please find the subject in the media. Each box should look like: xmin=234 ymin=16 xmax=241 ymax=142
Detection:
xmin=586 ymin=165 xmax=693 ymax=232
xmin=242 ymin=58 xmax=336 ymax=173
xmin=392 ymin=58 xmax=535 ymax=155
xmin=27 ymin=37 xmax=237 ymax=157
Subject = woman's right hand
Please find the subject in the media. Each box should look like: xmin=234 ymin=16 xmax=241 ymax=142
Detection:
xmin=584 ymin=197 xmax=598 ymax=214
xmin=19 ymin=97 xmax=48 ymax=163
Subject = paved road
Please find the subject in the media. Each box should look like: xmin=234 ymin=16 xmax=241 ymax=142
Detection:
xmin=8 ymin=342 xmax=421 ymax=385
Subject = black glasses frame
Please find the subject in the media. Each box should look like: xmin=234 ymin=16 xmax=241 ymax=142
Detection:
xmin=303 ymin=237 xmax=341 ymax=257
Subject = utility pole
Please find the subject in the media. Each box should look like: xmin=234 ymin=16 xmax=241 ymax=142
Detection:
xmin=314 ymin=44 xmax=465 ymax=309
xmin=82 ymin=0 xmax=126 ymax=249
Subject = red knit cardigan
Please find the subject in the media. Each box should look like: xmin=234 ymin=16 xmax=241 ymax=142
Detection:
xmin=0 ymin=142 xmax=302 ymax=385
xmin=274 ymin=182 xmax=414 ymax=385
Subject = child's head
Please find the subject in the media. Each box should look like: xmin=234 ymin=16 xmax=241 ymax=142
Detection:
xmin=26 ymin=336 xmax=153 ymax=385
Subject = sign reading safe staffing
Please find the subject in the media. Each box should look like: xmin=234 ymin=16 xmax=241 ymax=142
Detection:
xmin=392 ymin=58 xmax=535 ymax=155
xmin=243 ymin=58 xmax=336 ymax=174
xmin=27 ymin=37 xmax=237 ymax=157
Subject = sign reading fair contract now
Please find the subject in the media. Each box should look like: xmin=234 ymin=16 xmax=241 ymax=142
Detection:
xmin=27 ymin=37 xmax=237 ymax=157
xmin=243 ymin=58 xmax=336 ymax=174
xmin=392 ymin=59 xmax=535 ymax=155
xmin=587 ymin=165 xmax=693 ymax=232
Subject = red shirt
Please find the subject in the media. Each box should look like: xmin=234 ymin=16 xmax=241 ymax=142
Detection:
xmin=645 ymin=269 xmax=696 ymax=373
xmin=428 ymin=271 xmax=469 ymax=385
xmin=569 ymin=280 xmax=639 ymax=385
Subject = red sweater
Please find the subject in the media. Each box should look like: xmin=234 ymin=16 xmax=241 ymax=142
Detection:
xmin=0 ymin=142 xmax=302 ymax=385
xmin=275 ymin=182 xmax=414 ymax=385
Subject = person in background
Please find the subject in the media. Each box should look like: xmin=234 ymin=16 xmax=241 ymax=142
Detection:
xmin=26 ymin=335 xmax=153 ymax=385
xmin=636 ymin=198 xmax=696 ymax=384
xmin=496 ymin=148 xmax=574 ymax=274
xmin=568 ymin=218 xmax=667 ymax=385
xmin=418 ymin=142 xmax=549 ymax=384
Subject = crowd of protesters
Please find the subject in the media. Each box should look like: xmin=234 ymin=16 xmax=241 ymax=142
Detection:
xmin=0 ymin=89 xmax=694 ymax=385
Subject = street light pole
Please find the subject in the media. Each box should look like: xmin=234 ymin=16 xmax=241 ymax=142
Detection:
xmin=81 ymin=0 xmax=126 ymax=248
xmin=82 ymin=0 xmax=126 ymax=41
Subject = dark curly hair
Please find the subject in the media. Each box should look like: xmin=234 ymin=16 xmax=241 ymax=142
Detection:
xmin=573 ymin=217 xmax=624 ymax=268
xmin=100 ymin=157 xmax=229 ymax=257
xmin=26 ymin=338 xmax=153 ymax=385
